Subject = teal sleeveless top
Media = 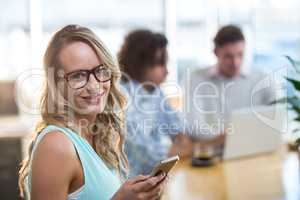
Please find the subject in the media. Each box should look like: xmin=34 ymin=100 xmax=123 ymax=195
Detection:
xmin=26 ymin=125 xmax=121 ymax=200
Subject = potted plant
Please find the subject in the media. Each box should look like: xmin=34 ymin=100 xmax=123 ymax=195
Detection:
xmin=278 ymin=56 xmax=300 ymax=157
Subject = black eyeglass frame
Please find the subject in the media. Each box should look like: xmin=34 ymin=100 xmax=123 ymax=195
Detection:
xmin=64 ymin=64 xmax=112 ymax=89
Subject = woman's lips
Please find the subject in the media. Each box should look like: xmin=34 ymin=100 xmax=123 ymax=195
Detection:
xmin=81 ymin=92 xmax=105 ymax=105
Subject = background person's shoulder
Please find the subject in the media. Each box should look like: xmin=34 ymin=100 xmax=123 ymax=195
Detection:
xmin=246 ymin=69 xmax=270 ymax=81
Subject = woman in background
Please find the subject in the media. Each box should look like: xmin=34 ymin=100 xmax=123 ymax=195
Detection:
xmin=19 ymin=25 xmax=166 ymax=200
xmin=118 ymin=29 xmax=193 ymax=177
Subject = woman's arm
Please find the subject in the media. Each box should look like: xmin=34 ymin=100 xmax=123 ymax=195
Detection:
xmin=30 ymin=131 xmax=79 ymax=200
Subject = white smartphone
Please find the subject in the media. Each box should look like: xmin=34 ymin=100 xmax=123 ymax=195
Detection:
xmin=150 ymin=155 xmax=180 ymax=177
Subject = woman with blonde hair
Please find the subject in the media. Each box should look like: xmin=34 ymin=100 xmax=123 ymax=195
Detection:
xmin=19 ymin=25 xmax=166 ymax=200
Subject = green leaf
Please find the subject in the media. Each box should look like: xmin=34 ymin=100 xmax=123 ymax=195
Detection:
xmin=271 ymin=96 xmax=300 ymax=104
xmin=271 ymin=96 xmax=297 ymax=104
xmin=292 ymin=105 xmax=300 ymax=115
xmin=296 ymin=138 xmax=300 ymax=146
xmin=285 ymin=55 xmax=300 ymax=73
xmin=286 ymin=77 xmax=300 ymax=91
xmin=287 ymin=96 xmax=300 ymax=106
xmin=287 ymin=97 xmax=300 ymax=115
xmin=273 ymin=96 xmax=300 ymax=115
xmin=294 ymin=117 xmax=300 ymax=122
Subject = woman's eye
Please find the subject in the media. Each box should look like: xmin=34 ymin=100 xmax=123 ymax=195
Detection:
xmin=95 ymin=67 xmax=105 ymax=74
xmin=96 ymin=68 xmax=109 ymax=76
xmin=70 ymin=72 xmax=86 ymax=80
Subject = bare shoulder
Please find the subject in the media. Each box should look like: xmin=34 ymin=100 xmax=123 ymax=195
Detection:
xmin=30 ymin=131 xmax=78 ymax=199
xmin=31 ymin=131 xmax=77 ymax=181
xmin=34 ymin=131 xmax=76 ymax=157
xmin=32 ymin=130 xmax=78 ymax=170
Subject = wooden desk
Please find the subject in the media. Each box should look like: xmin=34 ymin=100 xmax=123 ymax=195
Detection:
xmin=162 ymin=150 xmax=300 ymax=200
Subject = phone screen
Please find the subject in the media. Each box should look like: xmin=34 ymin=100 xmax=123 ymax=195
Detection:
xmin=150 ymin=155 xmax=179 ymax=176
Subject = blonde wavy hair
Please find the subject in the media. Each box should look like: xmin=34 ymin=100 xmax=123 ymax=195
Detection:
xmin=19 ymin=25 xmax=128 ymax=197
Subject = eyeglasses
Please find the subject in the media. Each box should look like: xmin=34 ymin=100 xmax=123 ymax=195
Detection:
xmin=64 ymin=64 xmax=112 ymax=89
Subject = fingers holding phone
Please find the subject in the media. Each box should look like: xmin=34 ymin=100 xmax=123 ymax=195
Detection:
xmin=111 ymin=173 xmax=166 ymax=200
xmin=112 ymin=156 xmax=179 ymax=200
xmin=142 ymin=174 xmax=168 ymax=200
xmin=134 ymin=172 xmax=166 ymax=191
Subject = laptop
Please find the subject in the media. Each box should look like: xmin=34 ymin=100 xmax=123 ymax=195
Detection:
xmin=223 ymin=106 xmax=286 ymax=160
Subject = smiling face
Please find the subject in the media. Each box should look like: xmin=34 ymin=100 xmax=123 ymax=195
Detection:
xmin=59 ymin=41 xmax=111 ymax=116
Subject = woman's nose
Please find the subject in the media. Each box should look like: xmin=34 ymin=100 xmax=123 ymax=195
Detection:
xmin=86 ymin=74 xmax=101 ymax=90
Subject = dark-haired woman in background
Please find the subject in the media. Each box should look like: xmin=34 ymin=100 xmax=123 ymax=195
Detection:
xmin=118 ymin=29 xmax=193 ymax=178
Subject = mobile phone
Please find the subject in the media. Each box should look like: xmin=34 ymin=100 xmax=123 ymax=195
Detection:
xmin=150 ymin=155 xmax=180 ymax=177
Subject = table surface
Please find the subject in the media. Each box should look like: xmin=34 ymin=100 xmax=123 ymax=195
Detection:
xmin=1 ymin=116 xmax=299 ymax=200
xmin=162 ymin=149 xmax=300 ymax=200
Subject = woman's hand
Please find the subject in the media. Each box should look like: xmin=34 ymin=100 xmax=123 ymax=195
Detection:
xmin=111 ymin=173 xmax=167 ymax=200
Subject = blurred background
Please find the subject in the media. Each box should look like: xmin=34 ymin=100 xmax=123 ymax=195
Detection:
xmin=0 ymin=0 xmax=300 ymax=199
xmin=1 ymin=0 xmax=300 ymax=111
xmin=1 ymin=0 xmax=300 ymax=81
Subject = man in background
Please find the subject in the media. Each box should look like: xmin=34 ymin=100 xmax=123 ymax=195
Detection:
xmin=183 ymin=25 xmax=275 ymax=151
